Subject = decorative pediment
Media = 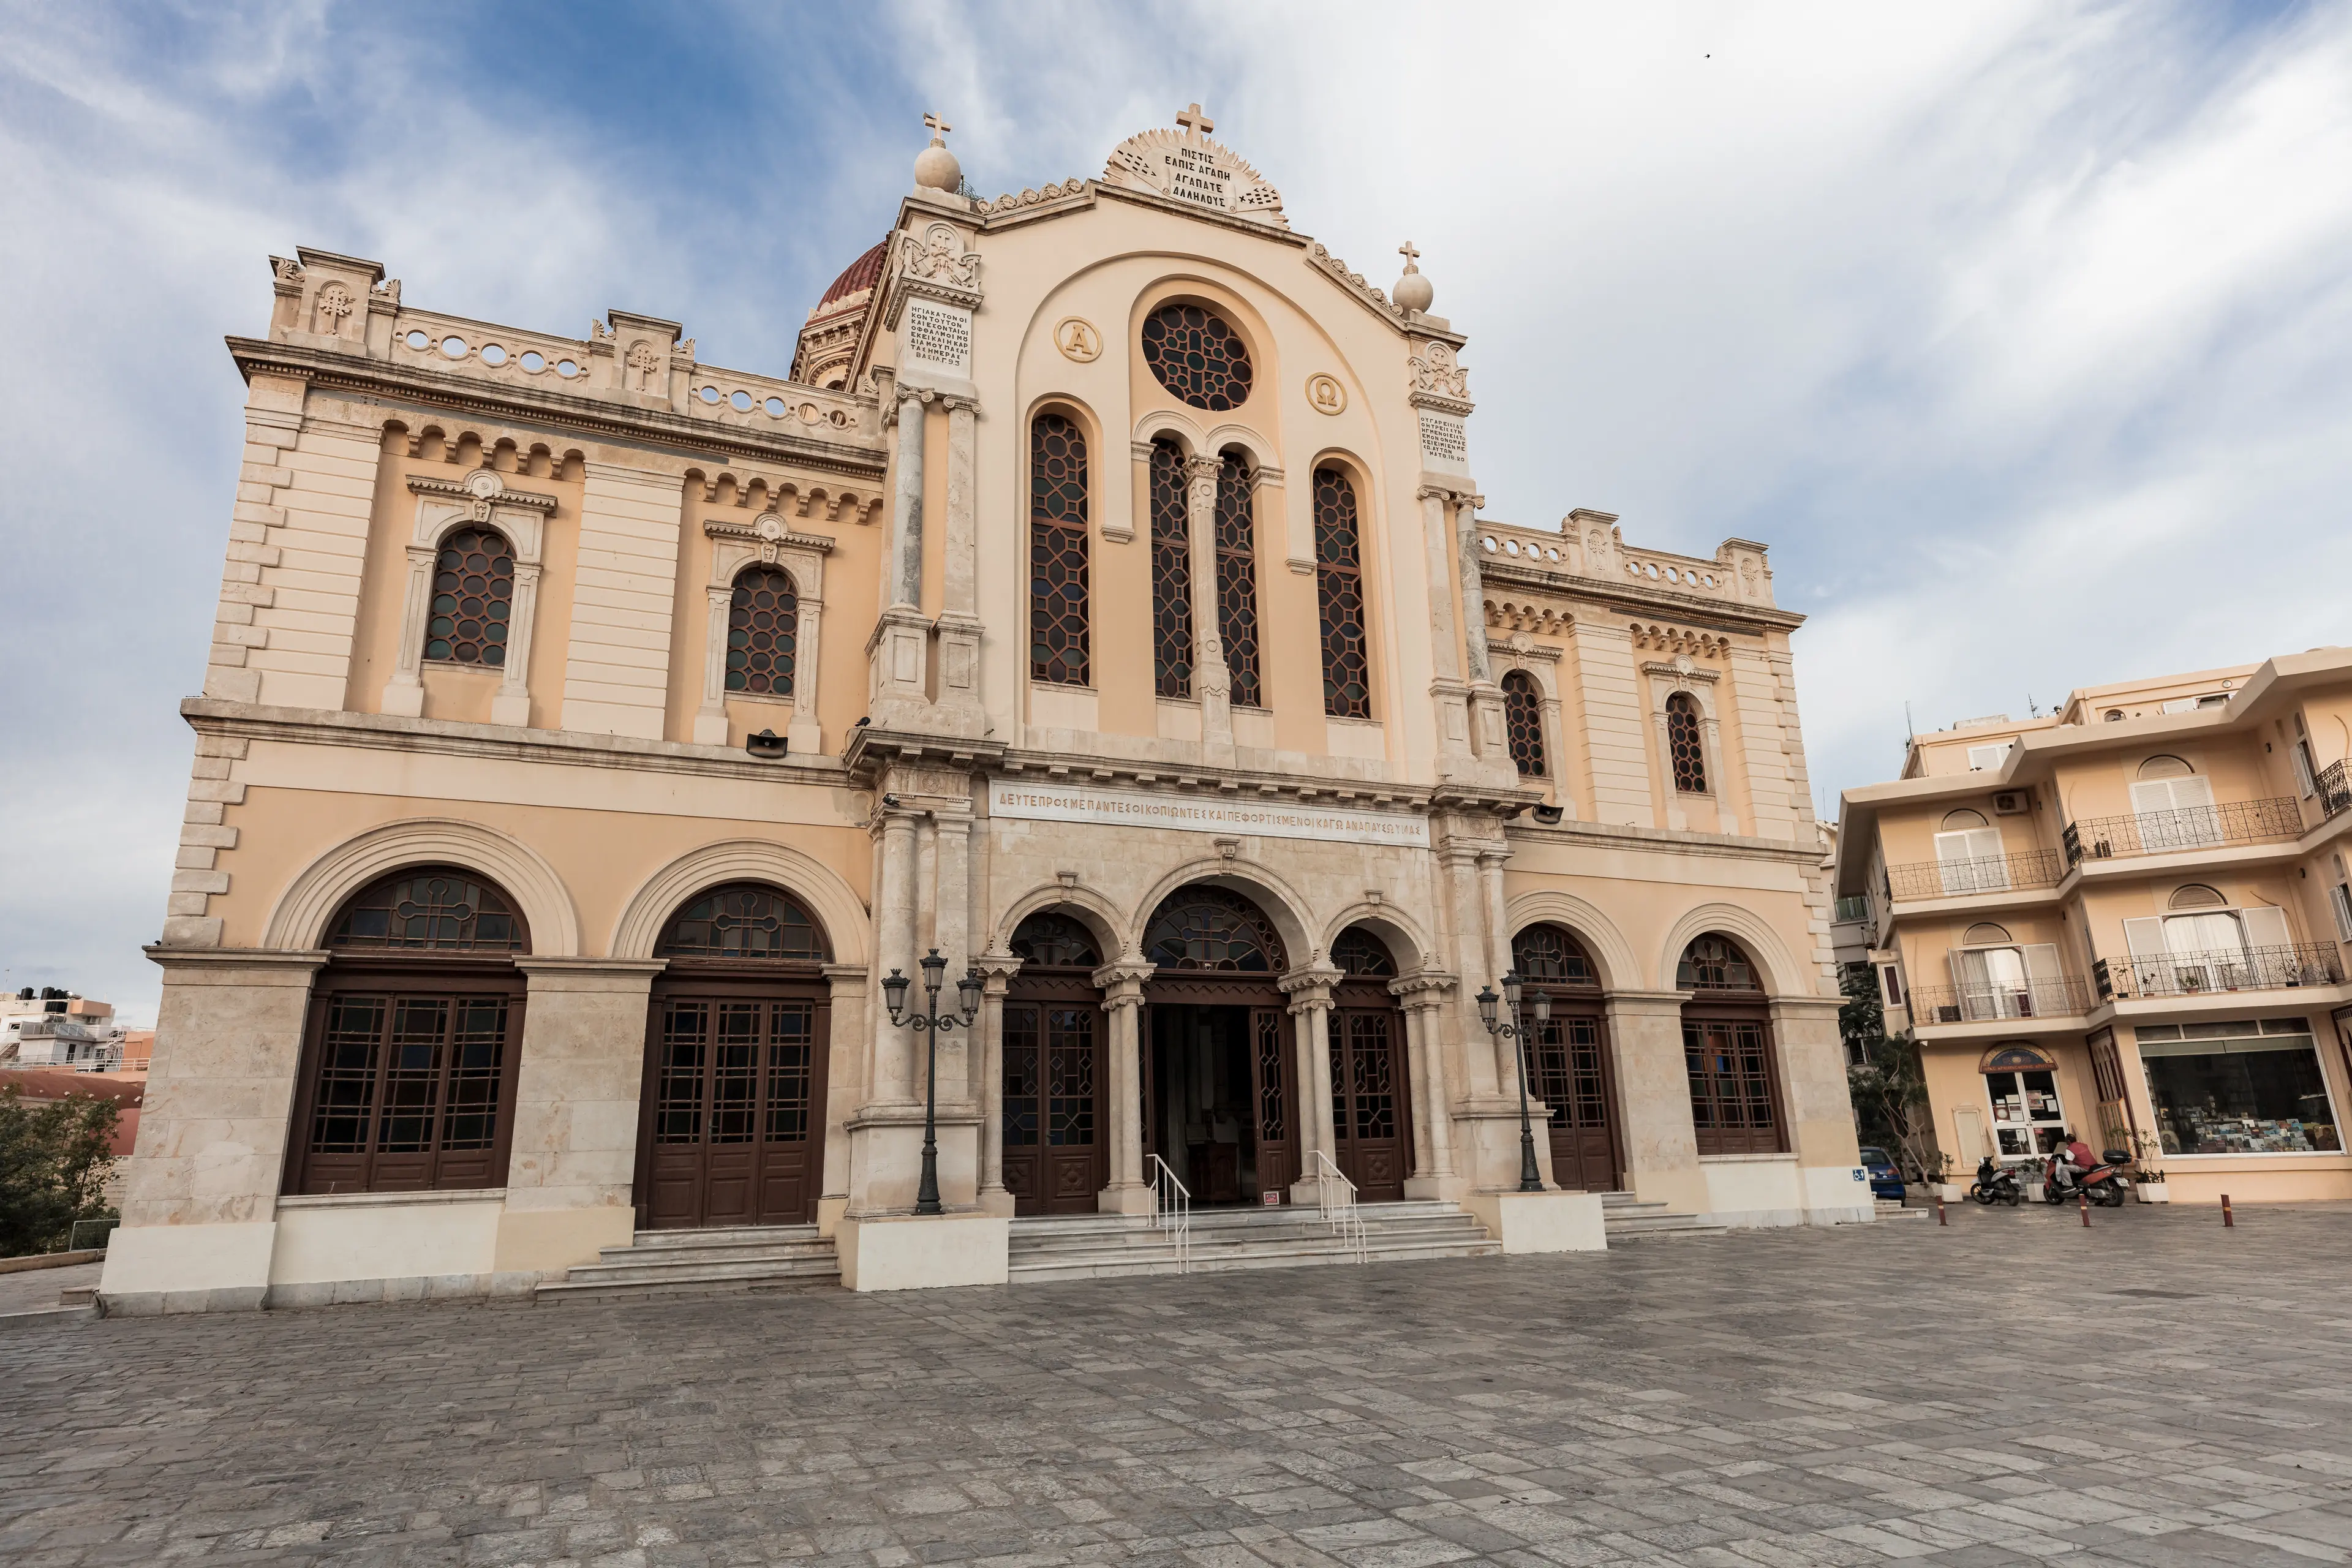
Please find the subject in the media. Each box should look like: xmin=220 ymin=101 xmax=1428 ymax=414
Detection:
xmin=705 ymin=511 xmax=836 ymax=566
xmin=892 ymin=221 xmax=982 ymax=311
xmin=407 ymin=467 xmax=557 ymax=523
xmin=1102 ymin=111 xmax=1287 ymax=229
xmin=1409 ymin=338 xmax=1472 ymax=415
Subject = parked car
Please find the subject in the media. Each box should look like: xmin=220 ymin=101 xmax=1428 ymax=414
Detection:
xmin=1858 ymin=1145 xmax=1905 ymax=1201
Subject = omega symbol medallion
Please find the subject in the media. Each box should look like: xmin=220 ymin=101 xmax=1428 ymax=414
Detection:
xmin=1306 ymin=372 xmax=1346 ymax=415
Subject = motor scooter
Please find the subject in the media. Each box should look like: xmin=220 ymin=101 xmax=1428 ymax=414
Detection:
xmin=1968 ymin=1156 xmax=2022 ymax=1206
xmin=2043 ymin=1150 xmax=2132 ymax=1207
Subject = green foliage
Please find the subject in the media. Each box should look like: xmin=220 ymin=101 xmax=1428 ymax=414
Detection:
xmin=1841 ymin=963 xmax=1942 ymax=1182
xmin=0 ymin=1085 xmax=120 ymax=1257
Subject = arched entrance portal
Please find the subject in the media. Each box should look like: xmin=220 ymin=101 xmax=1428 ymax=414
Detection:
xmin=1139 ymin=886 xmax=1298 ymax=1205
xmin=1002 ymin=913 xmax=1109 ymax=1216
xmin=1513 ymin=923 xmax=1621 ymax=1192
xmin=1327 ymin=927 xmax=1412 ymax=1202
xmin=635 ymin=883 xmax=832 ymax=1229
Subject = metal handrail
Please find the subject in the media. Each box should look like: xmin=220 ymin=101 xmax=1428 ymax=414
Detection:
xmin=2094 ymin=943 xmax=2344 ymax=1001
xmin=2317 ymin=759 xmax=2351 ymax=821
xmin=1885 ymin=850 xmax=2064 ymax=901
xmin=2062 ymin=797 xmax=2302 ymax=863
xmin=1908 ymin=977 xmax=2093 ymax=1023
xmin=1144 ymin=1153 xmax=1190 ymax=1275
xmin=1306 ymin=1150 xmax=1367 ymax=1263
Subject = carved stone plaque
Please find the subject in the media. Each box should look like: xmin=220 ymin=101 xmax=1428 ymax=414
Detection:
xmin=1103 ymin=127 xmax=1287 ymax=228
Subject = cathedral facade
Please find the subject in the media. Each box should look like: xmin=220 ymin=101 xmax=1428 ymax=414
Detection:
xmin=103 ymin=111 xmax=1864 ymax=1312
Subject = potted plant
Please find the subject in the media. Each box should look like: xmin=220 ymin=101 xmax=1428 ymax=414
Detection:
xmin=2131 ymin=1132 xmax=2169 ymax=1203
xmin=1928 ymin=1153 xmax=1964 ymax=1203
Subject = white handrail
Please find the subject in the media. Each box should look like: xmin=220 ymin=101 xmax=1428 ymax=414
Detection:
xmin=1145 ymin=1153 xmax=1191 ymax=1274
xmin=1307 ymin=1150 xmax=1368 ymax=1262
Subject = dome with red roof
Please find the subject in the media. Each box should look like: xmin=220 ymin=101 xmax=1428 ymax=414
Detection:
xmin=817 ymin=239 xmax=888 ymax=310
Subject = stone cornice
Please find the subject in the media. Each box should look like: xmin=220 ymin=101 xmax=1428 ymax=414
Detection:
xmin=228 ymin=337 xmax=889 ymax=481
xmin=1092 ymin=181 xmax=1316 ymax=250
xmin=1503 ymin=813 xmax=1827 ymax=866
xmin=179 ymin=698 xmax=852 ymax=787
xmin=1480 ymin=557 xmax=1807 ymax=632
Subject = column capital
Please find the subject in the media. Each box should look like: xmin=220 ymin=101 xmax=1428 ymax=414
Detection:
xmin=975 ymin=951 xmax=1022 ymax=989
xmin=1091 ymin=960 xmax=1155 ymax=1001
xmin=1184 ymin=451 xmax=1224 ymax=481
xmin=1389 ymin=970 xmax=1459 ymax=1003
xmin=1280 ymin=965 xmax=1343 ymax=1009
xmin=937 ymin=391 xmax=981 ymax=415
xmin=144 ymin=944 xmax=328 ymax=979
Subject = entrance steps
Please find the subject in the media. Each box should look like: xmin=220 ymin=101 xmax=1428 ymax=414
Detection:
xmin=1599 ymin=1190 xmax=1728 ymax=1240
xmin=535 ymin=1223 xmax=839 ymax=1302
xmin=1009 ymin=1199 xmax=1498 ymax=1281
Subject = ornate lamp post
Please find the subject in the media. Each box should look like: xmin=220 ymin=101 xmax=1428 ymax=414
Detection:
xmin=881 ymin=948 xmax=984 ymax=1216
xmin=1475 ymin=970 xmax=1552 ymax=1193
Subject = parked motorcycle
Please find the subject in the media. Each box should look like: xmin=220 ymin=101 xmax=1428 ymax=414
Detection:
xmin=2044 ymin=1149 xmax=2132 ymax=1207
xmin=1968 ymin=1156 xmax=2023 ymax=1206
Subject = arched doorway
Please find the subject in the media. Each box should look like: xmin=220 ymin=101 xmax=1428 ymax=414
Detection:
xmin=284 ymin=866 xmax=530 ymax=1195
xmin=1139 ymin=885 xmax=1297 ymax=1205
xmin=1328 ymin=926 xmax=1412 ymax=1202
xmin=1512 ymin=923 xmax=1620 ymax=1193
xmin=1677 ymin=934 xmax=1786 ymax=1156
xmin=635 ymin=883 xmax=832 ymax=1229
xmin=1002 ymin=913 xmax=1109 ymax=1216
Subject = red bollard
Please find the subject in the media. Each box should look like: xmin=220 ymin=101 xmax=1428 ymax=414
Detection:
xmin=1936 ymin=1197 xmax=1947 ymax=1226
xmin=2222 ymin=1193 xmax=2234 ymax=1228
xmin=2079 ymin=1191 xmax=2090 ymax=1227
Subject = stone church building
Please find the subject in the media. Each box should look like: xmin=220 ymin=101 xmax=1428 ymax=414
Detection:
xmin=103 ymin=110 xmax=1864 ymax=1311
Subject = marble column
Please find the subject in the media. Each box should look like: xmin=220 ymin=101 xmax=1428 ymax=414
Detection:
xmin=1453 ymin=494 xmax=1491 ymax=683
xmin=1283 ymin=975 xmax=1338 ymax=1201
xmin=974 ymin=957 xmax=1019 ymax=1216
xmin=935 ymin=396 xmax=984 ymax=717
xmin=873 ymin=809 xmax=919 ymax=1104
xmin=1185 ymin=454 xmax=1233 ymax=747
xmin=1094 ymin=962 xmax=1153 ymax=1214
xmin=1441 ymin=845 xmax=1502 ymax=1096
xmin=888 ymin=388 xmax=929 ymax=608
xmin=1420 ymin=486 xmax=1476 ymax=768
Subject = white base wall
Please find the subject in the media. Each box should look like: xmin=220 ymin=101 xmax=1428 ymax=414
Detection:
xmin=1700 ymin=1155 xmax=1876 ymax=1227
xmin=99 ymin=1220 xmax=277 ymax=1314
xmin=837 ymin=1212 xmax=1009 ymax=1291
xmin=1462 ymin=1189 xmax=1607 ymax=1254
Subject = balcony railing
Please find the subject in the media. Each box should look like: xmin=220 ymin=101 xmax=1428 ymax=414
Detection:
xmin=2094 ymin=943 xmax=2345 ymax=1001
xmin=1886 ymin=849 xmax=2064 ymax=901
xmin=1831 ymin=895 xmax=1871 ymax=923
xmin=1909 ymin=976 xmax=2094 ymax=1024
xmin=2317 ymin=759 xmax=2351 ymax=821
xmin=2062 ymin=797 xmax=2302 ymax=864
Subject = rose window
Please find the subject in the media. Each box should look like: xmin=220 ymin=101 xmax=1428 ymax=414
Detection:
xmin=1140 ymin=304 xmax=1253 ymax=412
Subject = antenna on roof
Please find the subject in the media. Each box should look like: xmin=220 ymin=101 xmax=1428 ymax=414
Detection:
xmin=1904 ymin=701 xmax=1914 ymax=739
xmin=2027 ymin=692 xmax=2039 ymax=718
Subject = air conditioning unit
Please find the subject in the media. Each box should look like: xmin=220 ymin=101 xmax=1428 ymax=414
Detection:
xmin=1991 ymin=790 xmax=2029 ymax=815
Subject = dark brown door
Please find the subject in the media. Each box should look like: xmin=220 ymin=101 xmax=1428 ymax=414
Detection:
xmin=1531 ymin=1007 xmax=1621 ymax=1191
xmin=1249 ymin=1005 xmax=1295 ymax=1198
xmin=1003 ymin=987 xmax=1106 ymax=1215
xmin=1329 ymin=998 xmax=1409 ymax=1201
xmin=639 ymin=987 xmax=827 ymax=1229
xmin=1683 ymin=1003 xmax=1787 ymax=1156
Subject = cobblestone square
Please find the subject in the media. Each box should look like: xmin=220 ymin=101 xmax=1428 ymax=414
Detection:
xmin=6 ymin=1205 xmax=2351 ymax=1567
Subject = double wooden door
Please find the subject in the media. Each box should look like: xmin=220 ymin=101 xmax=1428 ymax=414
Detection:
xmin=637 ymin=974 xmax=828 ymax=1229
xmin=1002 ymin=976 xmax=1108 ymax=1215
xmin=1139 ymin=990 xmax=1297 ymax=1204
xmin=1529 ymin=1003 xmax=1622 ymax=1192
xmin=1328 ymin=994 xmax=1411 ymax=1202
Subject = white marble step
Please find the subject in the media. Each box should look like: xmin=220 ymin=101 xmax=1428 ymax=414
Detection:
xmin=537 ymin=1223 xmax=840 ymax=1300
xmin=1598 ymin=1191 xmax=1728 ymax=1239
xmin=1008 ymin=1201 xmax=1498 ymax=1281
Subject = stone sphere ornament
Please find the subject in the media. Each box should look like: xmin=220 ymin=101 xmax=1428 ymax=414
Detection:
xmin=1392 ymin=240 xmax=1433 ymax=315
xmin=914 ymin=111 xmax=962 ymax=192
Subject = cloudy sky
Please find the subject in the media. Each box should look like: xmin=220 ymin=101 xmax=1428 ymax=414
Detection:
xmin=3 ymin=1 xmax=2348 ymax=1022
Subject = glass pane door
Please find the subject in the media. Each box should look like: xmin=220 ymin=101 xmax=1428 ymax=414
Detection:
xmin=1986 ymin=1068 xmax=2066 ymax=1161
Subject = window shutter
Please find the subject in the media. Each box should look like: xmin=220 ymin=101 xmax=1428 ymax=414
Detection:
xmin=2293 ymin=742 xmax=2318 ymax=798
xmin=2129 ymin=779 xmax=2174 ymax=815
xmin=1953 ymin=948 xmax=1993 ymax=993
xmin=2024 ymin=943 xmax=2063 ymax=986
xmin=2331 ymin=884 xmax=2352 ymax=943
xmin=1933 ymin=831 xmax=1973 ymax=863
xmin=2172 ymin=774 xmax=2215 ymax=811
xmin=2239 ymin=905 xmax=2291 ymax=951
xmin=2122 ymin=918 xmax=2166 ymax=960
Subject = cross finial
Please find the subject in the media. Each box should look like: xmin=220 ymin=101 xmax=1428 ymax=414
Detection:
xmin=923 ymin=110 xmax=951 ymax=143
xmin=1398 ymin=240 xmax=1421 ymax=271
xmin=1176 ymin=102 xmax=1213 ymax=138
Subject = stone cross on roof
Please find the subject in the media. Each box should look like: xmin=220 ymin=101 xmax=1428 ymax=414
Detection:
xmin=1398 ymin=241 xmax=1420 ymax=268
xmin=924 ymin=111 xmax=952 ymax=139
xmin=1176 ymin=102 xmax=1213 ymax=137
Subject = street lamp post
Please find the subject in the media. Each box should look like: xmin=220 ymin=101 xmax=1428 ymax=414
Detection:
xmin=1475 ymin=970 xmax=1552 ymax=1193
xmin=881 ymin=948 xmax=984 ymax=1216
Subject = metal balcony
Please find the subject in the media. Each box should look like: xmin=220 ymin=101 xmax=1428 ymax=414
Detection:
xmin=2093 ymin=943 xmax=2344 ymax=1001
xmin=1886 ymin=849 xmax=2064 ymax=901
xmin=2062 ymin=797 xmax=2302 ymax=864
xmin=2317 ymin=758 xmax=2351 ymax=821
xmin=1909 ymin=976 xmax=2094 ymax=1024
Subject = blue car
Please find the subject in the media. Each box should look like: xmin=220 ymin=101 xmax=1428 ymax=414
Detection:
xmin=1858 ymin=1145 xmax=1905 ymax=1202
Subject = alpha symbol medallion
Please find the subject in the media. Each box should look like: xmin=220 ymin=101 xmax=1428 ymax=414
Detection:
xmin=1055 ymin=318 xmax=1101 ymax=362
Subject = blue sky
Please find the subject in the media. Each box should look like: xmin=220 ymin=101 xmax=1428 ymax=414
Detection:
xmin=4 ymin=2 xmax=2349 ymax=1022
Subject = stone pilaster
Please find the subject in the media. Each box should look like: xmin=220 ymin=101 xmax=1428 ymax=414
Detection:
xmin=933 ymin=394 xmax=986 ymax=724
xmin=1094 ymin=961 xmax=1155 ymax=1214
xmin=1280 ymin=966 xmax=1342 ymax=1203
xmin=973 ymin=954 xmax=1021 ymax=1216
xmin=1393 ymin=974 xmax=1463 ymax=1198
xmin=1605 ymin=990 xmax=1709 ymax=1216
xmin=1184 ymin=454 xmax=1234 ymax=750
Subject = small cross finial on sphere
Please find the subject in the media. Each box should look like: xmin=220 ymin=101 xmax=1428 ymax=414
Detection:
xmin=1398 ymin=241 xmax=1420 ymax=270
xmin=914 ymin=111 xmax=963 ymax=194
xmin=923 ymin=111 xmax=952 ymax=143
xmin=1393 ymin=241 xmax=1433 ymax=315
xmin=1177 ymin=102 xmax=1213 ymax=138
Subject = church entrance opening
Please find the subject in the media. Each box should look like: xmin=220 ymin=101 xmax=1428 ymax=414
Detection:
xmin=1003 ymin=913 xmax=1110 ymax=1216
xmin=1513 ymin=923 xmax=1622 ymax=1193
xmin=634 ymin=884 xmax=832 ymax=1230
xmin=1327 ymin=927 xmax=1411 ymax=1202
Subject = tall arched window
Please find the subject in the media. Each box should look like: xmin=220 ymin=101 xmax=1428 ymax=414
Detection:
xmin=1677 ymin=934 xmax=1783 ymax=1155
xmin=1149 ymin=440 xmax=1193 ymax=699
xmin=1512 ymin=923 xmax=1616 ymax=1192
xmin=1143 ymin=886 xmax=1289 ymax=972
xmin=725 ymin=565 xmax=798 ymax=697
xmin=427 ymin=527 xmax=514 ymax=667
xmin=1502 ymin=669 xmax=1546 ymax=777
xmin=1030 ymin=413 xmax=1090 ymax=685
xmin=1667 ymin=692 xmax=1707 ymax=793
xmin=290 ymin=867 xmax=531 ymax=1195
xmin=1216 ymin=452 xmax=1262 ymax=707
xmin=1314 ymin=466 xmax=1370 ymax=718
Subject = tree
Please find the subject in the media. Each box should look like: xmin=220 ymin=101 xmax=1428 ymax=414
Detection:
xmin=0 ymin=1085 xmax=120 ymax=1256
xmin=1840 ymin=963 xmax=1941 ymax=1183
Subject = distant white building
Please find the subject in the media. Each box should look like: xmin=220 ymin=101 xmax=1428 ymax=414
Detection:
xmin=2 ymin=989 xmax=126 ymax=1071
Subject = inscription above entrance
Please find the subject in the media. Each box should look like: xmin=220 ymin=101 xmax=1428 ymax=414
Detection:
xmin=990 ymin=780 xmax=1428 ymax=848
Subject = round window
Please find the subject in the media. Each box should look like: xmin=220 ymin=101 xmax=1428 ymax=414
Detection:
xmin=1140 ymin=304 xmax=1253 ymax=412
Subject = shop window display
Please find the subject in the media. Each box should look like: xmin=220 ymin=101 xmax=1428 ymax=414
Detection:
xmin=1985 ymin=1065 xmax=2067 ymax=1159
xmin=2138 ymin=1018 xmax=2342 ymax=1155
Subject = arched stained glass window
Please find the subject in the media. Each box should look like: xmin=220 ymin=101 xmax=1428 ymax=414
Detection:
xmin=658 ymin=883 xmax=830 ymax=962
xmin=328 ymin=867 xmax=529 ymax=952
xmin=1513 ymin=924 xmax=1596 ymax=987
xmin=1502 ymin=669 xmax=1545 ymax=777
xmin=1314 ymin=467 xmax=1370 ymax=718
xmin=1677 ymin=935 xmax=1758 ymax=992
xmin=1149 ymin=440 xmax=1193 ymax=699
xmin=1667 ymin=692 xmax=1708 ymax=793
xmin=1031 ymin=413 xmax=1091 ymax=685
xmin=1216 ymin=451 xmax=1262 ymax=708
xmin=1330 ymin=926 xmax=1396 ymax=977
xmin=1009 ymin=912 xmax=1102 ymax=969
xmin=1143 ymin=886 xmax=1288 ymax=973
xmin=426 ymin=528 xmax=514 ymax=667
xmin=726 ymin=565 xmax=797 ymax=696
xmin=1140 ymin=304 xmax=1253 ymax=411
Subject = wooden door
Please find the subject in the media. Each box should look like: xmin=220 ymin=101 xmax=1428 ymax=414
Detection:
xmin=638 ymin=988 xmax=827 ymax=1229
xmin=1328 ymin=998 xmax=1409 ymax=1202
xmin=1531 ymin=1008 xmax=1620 ymax=1192
xmin=1003 ymin=988 xmax=1106 ymax=1215
xmin=1250 ymin=1005 xmax=1295 ymax=1198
